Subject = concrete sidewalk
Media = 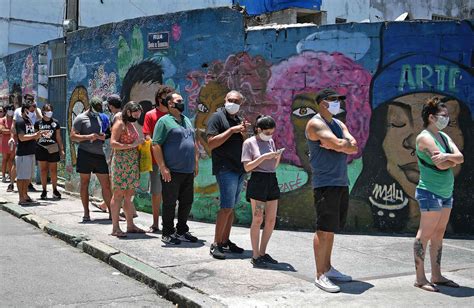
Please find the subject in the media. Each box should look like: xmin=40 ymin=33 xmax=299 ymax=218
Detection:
xmin=1 ymin=182 xmax=473 ymax=307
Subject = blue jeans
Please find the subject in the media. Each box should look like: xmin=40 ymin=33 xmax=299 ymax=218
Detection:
xmin=215 ymin=170 xmax=245 ymax=209
xmin=415 ymin=188 xmax=453 ymax=212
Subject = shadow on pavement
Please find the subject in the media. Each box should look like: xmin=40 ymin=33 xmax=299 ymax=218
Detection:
xmin=338 ymin=280 xmax=374 ymax=295
xmin=161 ymin=239 xmax=206 ymax=248
xmin=263 ymin=262 xmax=297 ymax=272
xmin=438 ymin=285 xmax=474 ymax=298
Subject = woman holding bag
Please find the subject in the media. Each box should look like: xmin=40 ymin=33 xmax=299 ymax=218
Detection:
xmin=110 ymin=101 xmax=144 ymax=237
xmin=35 ymin=104 xmax=65 ymax=200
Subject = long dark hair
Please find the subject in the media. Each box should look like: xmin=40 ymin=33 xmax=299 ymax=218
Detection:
xmin=121 ymin=101 xmax=142 ymax=124
xmin=254 ymin=115 xmax=276 ymax=134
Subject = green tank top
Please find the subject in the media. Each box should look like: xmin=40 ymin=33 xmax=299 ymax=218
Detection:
xmin=416 ymin=130 xmax=454 ymax=198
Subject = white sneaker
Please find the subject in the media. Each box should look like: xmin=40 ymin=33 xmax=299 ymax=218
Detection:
xmin=325 ymin=267 xmax=352 ymax=282
xmin=314 ymin=274 xmax=340 ymax=293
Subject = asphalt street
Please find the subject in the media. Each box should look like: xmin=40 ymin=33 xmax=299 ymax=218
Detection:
xmin=0 ymin=211 xmax=173 ymax=307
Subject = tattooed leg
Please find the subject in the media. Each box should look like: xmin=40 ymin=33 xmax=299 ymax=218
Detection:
xmin=250 ymin=200 xmax=265 ymax=259
xmin=414 ymin=239 xmax=425 ymax=270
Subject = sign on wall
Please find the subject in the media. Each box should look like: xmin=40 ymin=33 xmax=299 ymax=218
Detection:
xmin=147 ymin=32 xmax=169 ymax=50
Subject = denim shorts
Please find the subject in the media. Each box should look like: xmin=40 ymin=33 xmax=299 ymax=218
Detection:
xmin=415 ymin=188 xmax=453 ymax=212
xmin=215 ymin=170 xmax=245 ymax=209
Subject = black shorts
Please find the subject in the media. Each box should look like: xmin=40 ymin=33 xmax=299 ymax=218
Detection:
xmin=36 ymin=145 xmax=60 ymax=163
xmin=313 ymin=186 xmax=349 ymax=232
xmin=76 ymin=148 xmax=109 ymax=174
xmin=246 ymin=172 xmax=280 ymax=202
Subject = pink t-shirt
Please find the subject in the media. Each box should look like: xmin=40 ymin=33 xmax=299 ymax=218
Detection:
xmin=0 ymin=116 xmax=13 ymax=154
xmin=241 ymin=136 xmax=277 ymax=173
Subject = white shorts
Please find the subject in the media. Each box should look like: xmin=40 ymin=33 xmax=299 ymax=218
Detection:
xmin=15 ymin=154 xmax=35 ymax=180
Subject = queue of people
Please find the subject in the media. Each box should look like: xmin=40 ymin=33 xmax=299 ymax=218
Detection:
xmin=3 ymin=86 xmax=463 ymax=294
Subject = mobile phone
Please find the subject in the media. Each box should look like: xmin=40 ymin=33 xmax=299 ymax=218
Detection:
xmin=276 ymin=148 xmax=285 ymax=154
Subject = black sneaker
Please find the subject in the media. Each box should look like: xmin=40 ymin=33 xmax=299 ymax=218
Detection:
xmin=6 ymin=184 xmax=14 ymax=192
xmin=52 ymin=189 xmax=62 ymax=199
xmin=251 ymin=256 xmax=267 ymax=268
xmin=28 ymin=183 xmax=37 ymax=192
xmin=222 ymin=240 xmax=244 ymax=253
xmin=40 ymin=190 xmax=47 ymax=200
xmin=261 ymin=253 xmax=278 ymax=264
xmin=162 ymin=234 xmax=181 ymax=245
xmin=177 ymin=231 xmax=198 ymax=243
xmin=210 ymin=244 xmax=226 ymax=260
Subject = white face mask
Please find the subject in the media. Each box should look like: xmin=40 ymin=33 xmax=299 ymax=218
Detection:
xmin=224 ymin=101 xmax=240 ymax=115
xmin=327 ymin=100 xmax=340 ymax=115
xmin=7 ymin=110 xmax=14 ymax=117
xmin=28 ymin=111 xmax=35 ymax=119
xmin=435 ymin=115 xmax=449 ymax=130
xmin=259 ymin=133 xmax=272 ymax=142
xmin=44 ymin=111 xmax=53 ymax=118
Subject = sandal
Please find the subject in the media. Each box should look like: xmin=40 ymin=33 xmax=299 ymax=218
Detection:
xmin=432 ymin=279 xmax=459 ymax=288
xmin=111 ymin=230 xmax=127 ymax=238
xmin=127 ymin=227 xmax=146 ymax=233
xmin=148 ymin=226 xmax=161 ymax=234
xmin=82 ymin=216 xmax=91 ymax=223
xmin=120 ymin=212 xmax=138 ymax=218
xmin=414 ymin=282 xmax=439 ymax=292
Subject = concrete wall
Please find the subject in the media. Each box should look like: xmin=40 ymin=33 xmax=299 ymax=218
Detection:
xmin=2 ymin=8 xmax=472 ymax=234
xmin=0 ymin=0 xmax=64 ymax=57
xmin=78 ymin=0 xmax=232 ymax=27
xmin=321 ymin=0 xmax=473 ymax=23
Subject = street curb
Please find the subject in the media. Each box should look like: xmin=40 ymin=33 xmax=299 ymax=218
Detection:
xmin=82 ymin=240 xmax=120 ymax=263
xmin=22 ymin=214 xmax=50 ymax=230
xmin=109 ymin=253 xmax=182 ymax=295
xmin=168 ymin=286 xmax=225 ymax=308
xmin=44 ymin=223 xmax=90 ymax=247
xmin=1 ymin=203 xmax=30 ymax=218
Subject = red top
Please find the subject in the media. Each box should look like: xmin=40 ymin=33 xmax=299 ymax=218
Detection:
xmin=0 ymin=117 xmax=13 ymax=154
xmin=143 ymin=108 xmax=167 ymax=165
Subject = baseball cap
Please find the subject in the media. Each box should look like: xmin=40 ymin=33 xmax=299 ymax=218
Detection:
xmin=90 ymin=96 xmax=103 ymax=112
xmin=315 ymin=88 xmax=346 ymax=103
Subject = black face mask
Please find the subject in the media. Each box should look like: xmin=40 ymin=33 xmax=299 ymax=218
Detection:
xmin=173 ymin=102 xmax=185 ymax=112
xmin=128 ymin=117 xmax=138 ymax=123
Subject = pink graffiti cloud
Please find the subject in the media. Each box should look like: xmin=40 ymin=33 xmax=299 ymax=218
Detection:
xmin=172 ymin=24 xmax=181 ymax=41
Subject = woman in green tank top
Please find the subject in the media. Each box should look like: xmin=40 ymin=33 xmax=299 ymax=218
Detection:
xmin=413 ymin=97 xmax=464 ymax=292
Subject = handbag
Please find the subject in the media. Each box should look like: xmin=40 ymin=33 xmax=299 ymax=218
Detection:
xmin=40 ymin=143 xmax=60 ymax=154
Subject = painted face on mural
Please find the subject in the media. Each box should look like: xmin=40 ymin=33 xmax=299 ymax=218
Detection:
xmin=195 ymin=81 xmax=228 ymax=155
xmin=290 ymin=93 xmax=347 ymax=170
xmin=382 ymin=93 xmax=463 ymax=199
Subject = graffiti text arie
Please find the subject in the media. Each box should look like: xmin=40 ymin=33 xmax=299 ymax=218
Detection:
xmin=398 ymin=64 xmax=461 ymax=92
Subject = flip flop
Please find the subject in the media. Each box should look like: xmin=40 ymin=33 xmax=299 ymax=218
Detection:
xmin=91 ymin=201 xmax=108 ymax=213
xmin=111 ymin=230 xmax=127 ymax=238
xmin=127 ymin=228 xmax=146 ymax=233
xmin=414 ymin=282 xmax=439 ymax=292
xmin=432 ymin=279 xmax=459 ymax=288
xmin=148 ymin=226 xmax=161 ymax=234
xmin=120 ymin=212 xmax=138 ymax=218
xmin=82 ymin=216 xmax=91 ymax=223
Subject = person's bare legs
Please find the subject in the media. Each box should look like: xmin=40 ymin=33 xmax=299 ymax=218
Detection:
xmin=430 ymin=208 xmax=451 ymax=283
xmin=79 ymin=173 xmax=91 ymax=218
xmin=250 ymin=199 xmax=265 ymax=259
xmin=414 ymin=211 xmax=441 ymax=285
xmin=221 ymin=210 xmax=234 ymax=244
xmin=39 ymin=161 xmax=49 ymax=191
xmin=10 ymin=164 xmax=16 ymax=187
xmin=96 ymin=173 xmax=112 ymax=214
xmin=110 ymin=189 xmax=125 ymax=236
xmin=49 ymin=163 xmax=58 ymax=191
xmin=214 ymin=208 xmax=232 ymax=245
xmin=325 ymin=233 xmax=335 ymax=271
xmin=123 ymin=189 xmax=143 ymax=232
xmin=17 ymin=179 xmax=29 ymax=202
xmin=2 ymin=153 xmax=8 ymax=179
xmin=150 ymin=193 xmax=161 ymax=229
xmin=259 ymin=200 xmax=277 ymax=256
xmin=314 ymin=230 xmax=333 ymax=278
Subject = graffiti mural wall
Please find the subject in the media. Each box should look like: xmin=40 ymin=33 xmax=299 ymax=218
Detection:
xmin=60 ymin=7 xmax=472 ymax=234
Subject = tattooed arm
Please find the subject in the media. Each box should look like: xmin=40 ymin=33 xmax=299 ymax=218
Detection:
xmin=417 ymin=134 xmax=456 ymax=170
xmin=305 ymin=118 xmax=357 ymax=154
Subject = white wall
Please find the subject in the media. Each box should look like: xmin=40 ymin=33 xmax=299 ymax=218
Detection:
xmin=321 ymin=0 xmax=471 ymax=23
xmin=0 ymin=0 xmax=65 ymax=57
xmin=79 ymin=0 xmax=233 ymax=27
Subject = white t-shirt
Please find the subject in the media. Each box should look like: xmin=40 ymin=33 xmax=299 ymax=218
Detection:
xmin=13 ymin=107 xmax=42 ymax=125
